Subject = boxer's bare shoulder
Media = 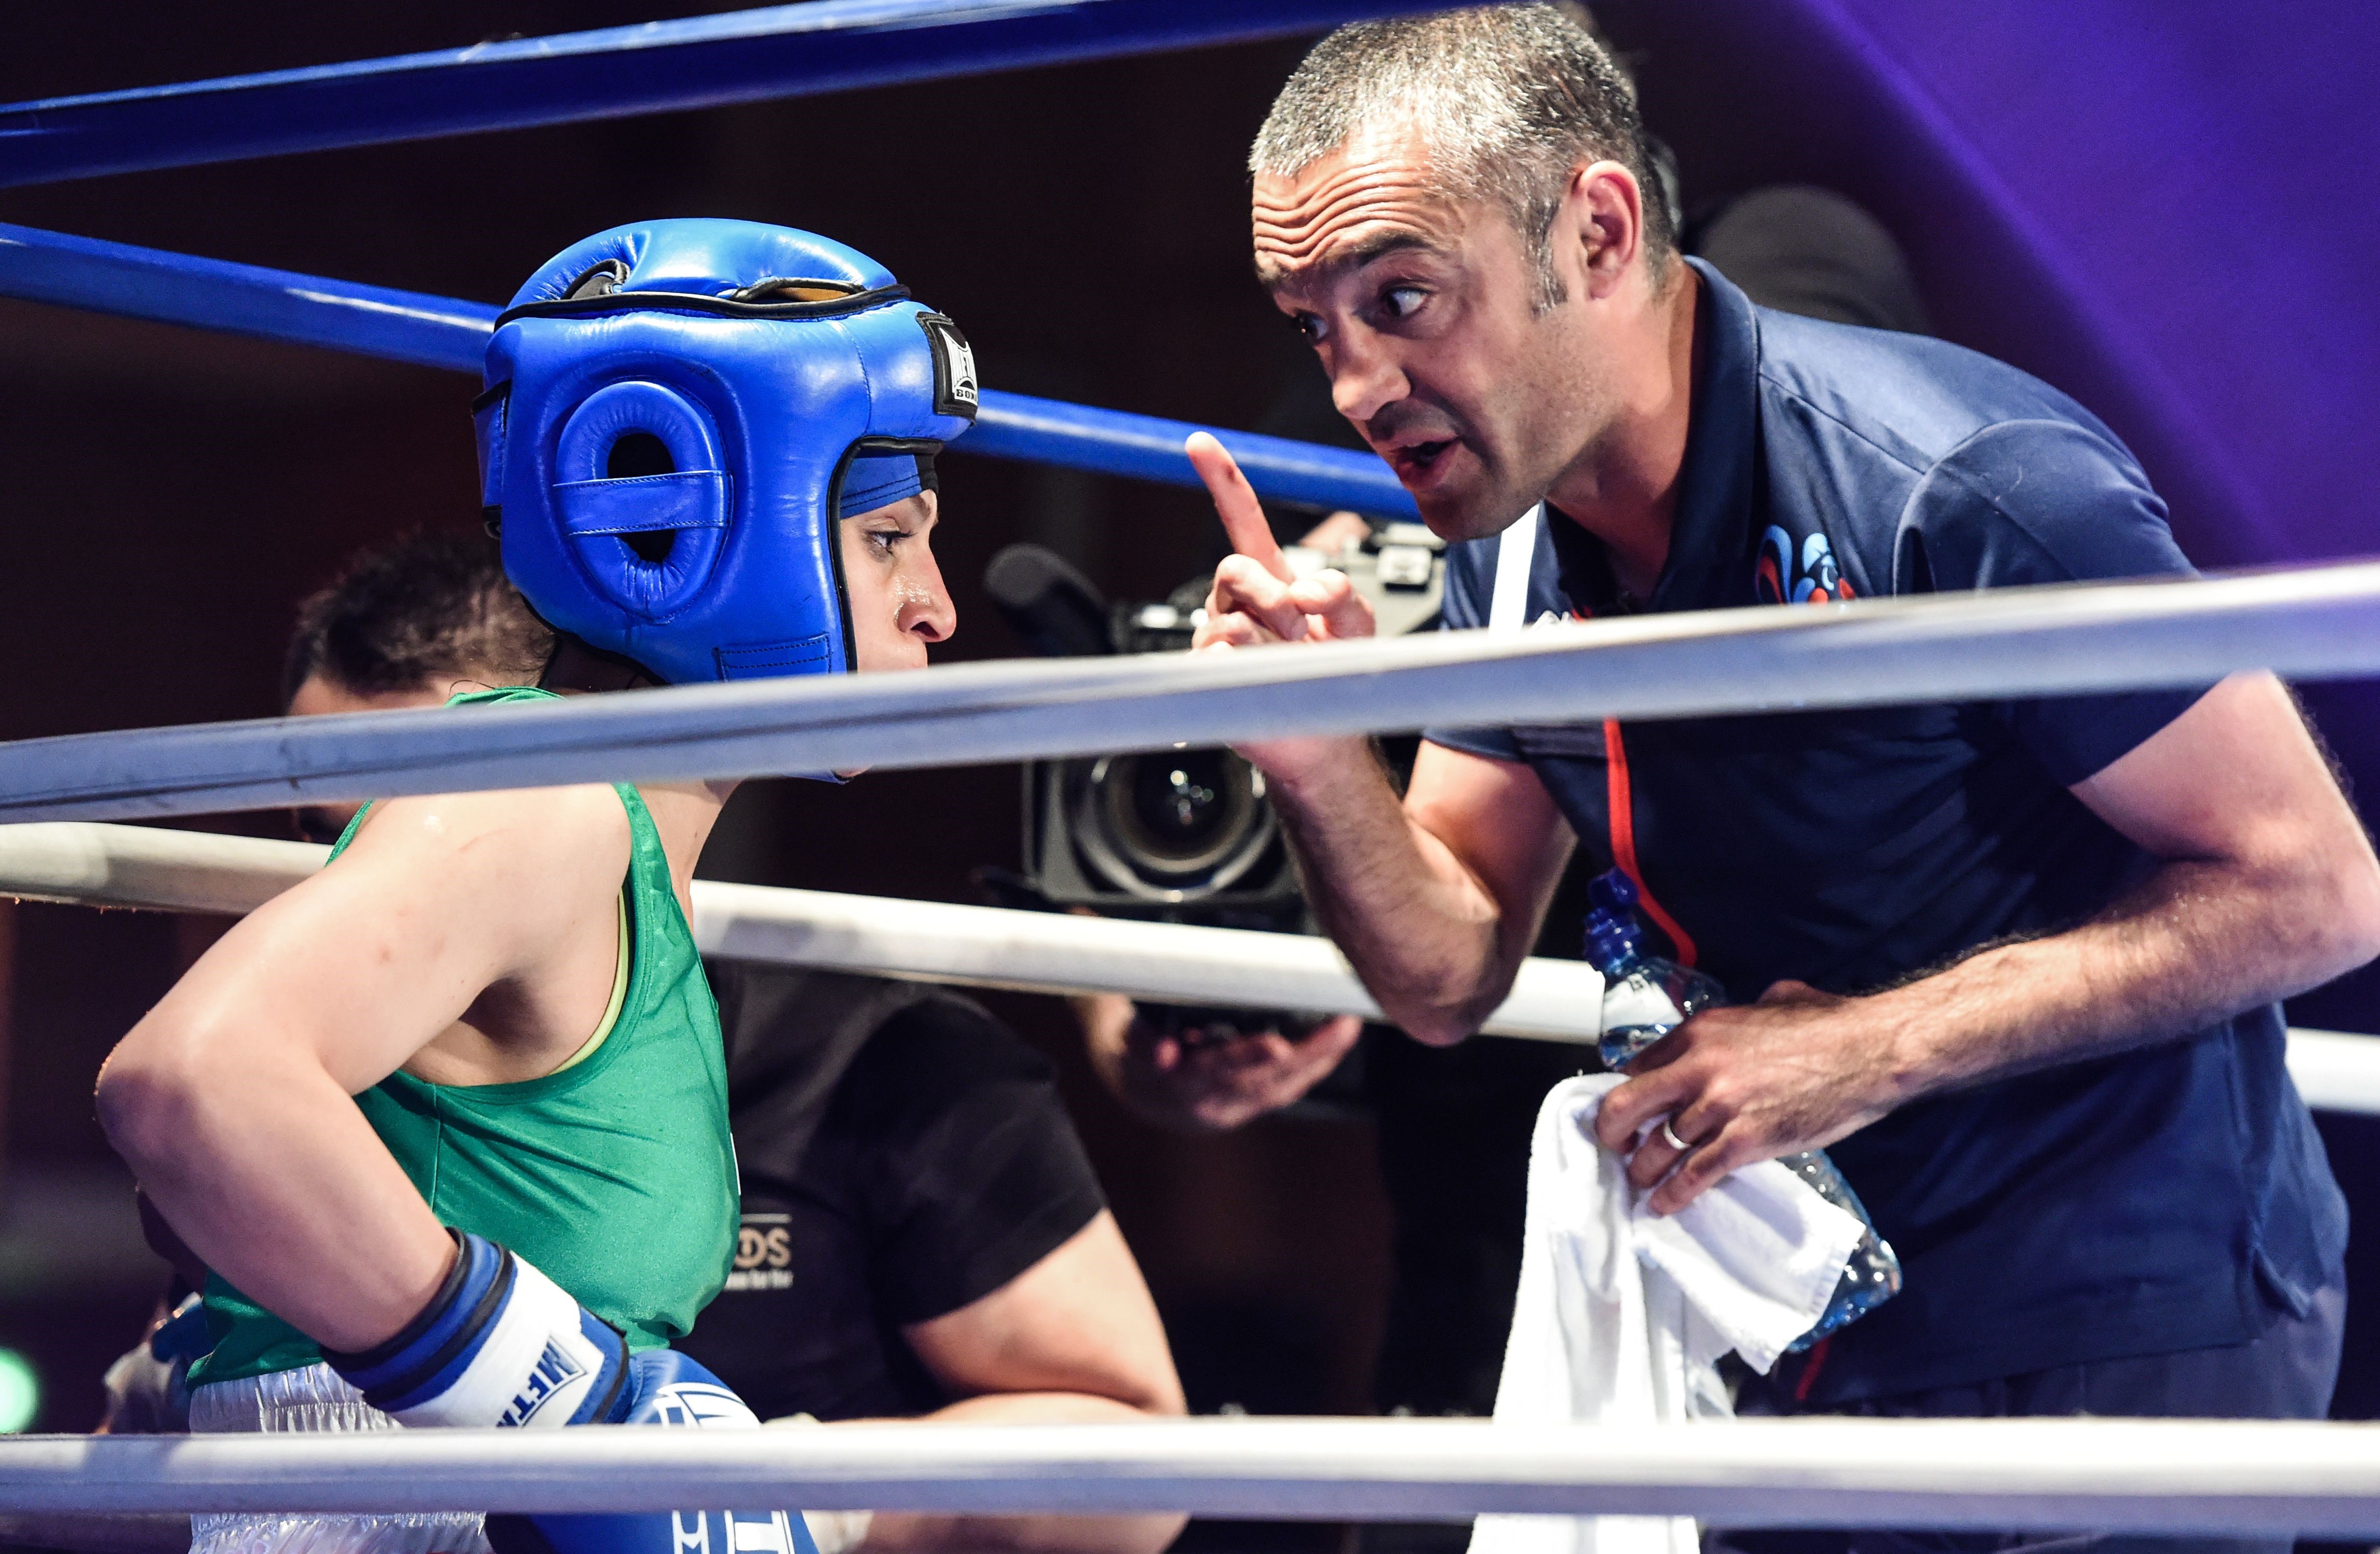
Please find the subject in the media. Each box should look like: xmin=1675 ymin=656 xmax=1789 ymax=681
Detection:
xmin=154 ymin=781 xmax=635 ymax=1095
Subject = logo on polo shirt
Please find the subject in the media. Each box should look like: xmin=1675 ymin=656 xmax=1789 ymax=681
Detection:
xmin=1755 ymin=524 xmax=1855 ymax=605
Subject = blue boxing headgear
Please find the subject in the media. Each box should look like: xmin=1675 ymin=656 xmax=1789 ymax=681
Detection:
xmin=475 ymin=219 xmax=977 ymax=686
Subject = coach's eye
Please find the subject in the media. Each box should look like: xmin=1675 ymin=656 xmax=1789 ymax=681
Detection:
xmin=1290 ymin=311 xmax=1327 ymax=345
xmin=1381 ymin=285 xmax=1427 ymax=320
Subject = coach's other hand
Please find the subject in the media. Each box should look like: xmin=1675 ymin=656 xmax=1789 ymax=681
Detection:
xmin=1593 ymin=979 xmax=1901 ymax=1216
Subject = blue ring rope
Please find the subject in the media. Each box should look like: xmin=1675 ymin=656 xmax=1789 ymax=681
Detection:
xmin=0 ymin=221 xmax=1417 ymax=519
xmin=0 ymin=0 xmax=1441 ymax=189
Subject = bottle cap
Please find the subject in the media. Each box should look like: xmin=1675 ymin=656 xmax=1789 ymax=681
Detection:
xmin=1587 ymin=869 xmax=1639 ymax=913
xmin=1581 ymin=868 xmax=1643 ymax=973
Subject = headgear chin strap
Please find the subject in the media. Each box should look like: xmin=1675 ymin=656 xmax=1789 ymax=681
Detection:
xmin=476 ymin=219 xmax=977 ymax=688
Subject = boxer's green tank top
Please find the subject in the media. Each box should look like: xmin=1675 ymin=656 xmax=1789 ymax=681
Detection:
xmin=189 ymin=687 xmax=738 ymax=1386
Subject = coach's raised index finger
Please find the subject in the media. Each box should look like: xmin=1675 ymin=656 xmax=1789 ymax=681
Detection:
xmin=1185 ymin=432 xmax=1292 ymax=583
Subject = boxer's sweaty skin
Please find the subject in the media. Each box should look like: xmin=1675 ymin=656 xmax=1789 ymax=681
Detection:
xmin=847 ymin=493 xmax=953 ymax=674
xmin=101 ymin=772 xmax=664 ymax=1353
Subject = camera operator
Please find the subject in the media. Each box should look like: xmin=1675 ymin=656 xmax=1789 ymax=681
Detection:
xmin=1178 ymin=12 xmax=2374 ymax=1554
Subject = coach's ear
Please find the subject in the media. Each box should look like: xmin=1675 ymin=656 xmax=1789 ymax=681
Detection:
xmin=1560 ymin=158 xmax=1648 ymax=301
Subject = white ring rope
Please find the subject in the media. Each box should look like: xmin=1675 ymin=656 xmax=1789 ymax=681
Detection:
xmin=0 ymin=823 xmax=1598 ymax=1041
xmin=2 ymin=1417 xmax=2379 ymax=1534
xmin=2 ymin=563 xmax=2379 ymax=824
xmin=4 ymin=823 xmax=2375 ymax=1111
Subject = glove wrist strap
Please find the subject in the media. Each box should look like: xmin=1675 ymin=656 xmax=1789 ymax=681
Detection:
xmin=322 ymin=1229 xmax=487 ymax=1376
xmin=325 ymin=1231 xmax=627 ymax=1429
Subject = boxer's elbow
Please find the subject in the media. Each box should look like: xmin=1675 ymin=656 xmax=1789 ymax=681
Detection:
xmin=96 ymin=1013 xmax=249 ymax=1181
xmin=97 ymin=1025 xmax=199 ymax=1179
xmin=97 ymin=1044 xmax=197 ymax=1181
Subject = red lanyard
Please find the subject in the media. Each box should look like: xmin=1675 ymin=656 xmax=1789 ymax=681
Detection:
xmin=1573 ymin=605 xmax=1699 ymax=967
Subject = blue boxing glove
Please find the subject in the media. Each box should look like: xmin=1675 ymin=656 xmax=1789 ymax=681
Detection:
xmin=486 ymin=1350 xmax=824 ymax=1554
xmin=324 ymin=1231 xmax=631 ymax=1429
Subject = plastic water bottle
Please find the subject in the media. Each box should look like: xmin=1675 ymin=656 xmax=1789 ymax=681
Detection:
xmin=1581 ymin=868 xmax=1902 ymax=1351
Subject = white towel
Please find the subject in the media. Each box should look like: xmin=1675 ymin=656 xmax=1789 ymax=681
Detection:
xmin=1468 ymin=1075 xmax=1868 ymax=1554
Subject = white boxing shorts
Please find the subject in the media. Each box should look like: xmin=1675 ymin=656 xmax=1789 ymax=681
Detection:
xmin=187 ymin=1362 xmax=492 ymax=1554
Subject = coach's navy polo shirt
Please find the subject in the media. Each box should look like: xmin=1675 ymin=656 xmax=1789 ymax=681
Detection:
xmin=1426 ymin=260 xmax=2345 ymax=1402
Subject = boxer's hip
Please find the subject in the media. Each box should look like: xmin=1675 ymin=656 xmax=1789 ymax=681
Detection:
xmin=187 ymin=1363 xmax=492 ymax=1554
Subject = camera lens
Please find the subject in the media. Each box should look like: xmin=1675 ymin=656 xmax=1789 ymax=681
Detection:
xmin=1115 ymin=749 xmax=1246 ymax=868
xmin=1073 ymin=747 xmax=1279 ymax=900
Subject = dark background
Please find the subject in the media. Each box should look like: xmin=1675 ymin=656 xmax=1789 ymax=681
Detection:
xmin=0 ymin=0 xmax=2373 ymax=1464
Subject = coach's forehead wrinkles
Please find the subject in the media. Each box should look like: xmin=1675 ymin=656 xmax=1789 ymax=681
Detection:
xmin=1252 ymin=132 xmax=1462 ymax=292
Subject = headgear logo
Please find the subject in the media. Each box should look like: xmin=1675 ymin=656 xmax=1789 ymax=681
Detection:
xmin=919 ymin=313 xmax=978 ymax=418
xmin=1755 ymin=524 xmax=1856 ymax=605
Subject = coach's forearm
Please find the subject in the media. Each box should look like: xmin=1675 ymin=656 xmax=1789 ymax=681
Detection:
xmin=1265 ymin=741 xmax=1513 ymax=1044
xmin=1870 ymin=851 xmax=2380 ymax=1102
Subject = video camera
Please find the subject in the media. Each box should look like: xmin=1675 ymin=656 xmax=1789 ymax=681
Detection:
xmin=984 ymin=522 xmax=1447 ymax=939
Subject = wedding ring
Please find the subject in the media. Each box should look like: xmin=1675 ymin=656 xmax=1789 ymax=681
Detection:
xmin=1659 ymin=1115 xmax=1693 ymax=1153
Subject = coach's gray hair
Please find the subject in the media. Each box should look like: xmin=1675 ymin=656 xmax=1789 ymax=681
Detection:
xmin=1251 ymin=4 xmax=1673 ymax=307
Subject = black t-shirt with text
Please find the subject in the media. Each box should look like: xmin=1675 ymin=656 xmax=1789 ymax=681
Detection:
xmin=678 ymin=963 xmax=1107 ymax=1421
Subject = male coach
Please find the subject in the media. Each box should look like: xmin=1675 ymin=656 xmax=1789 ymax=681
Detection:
xmin=1185 ymin=1 xmax=2380 ymax=1510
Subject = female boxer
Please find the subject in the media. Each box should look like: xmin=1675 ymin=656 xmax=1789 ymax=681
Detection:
xmin=96 ymin=221 xmax=972 ymax=1554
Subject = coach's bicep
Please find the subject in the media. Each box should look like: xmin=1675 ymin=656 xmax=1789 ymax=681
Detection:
xmin=2070 ymin=672 xmax=2380 ymax=990
xmin=2071 ymin=673 xmax=2364 ymax=866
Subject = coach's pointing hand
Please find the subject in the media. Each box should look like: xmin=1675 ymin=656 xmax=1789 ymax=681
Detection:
xmin=1187 ymin=433 xmax=1377 ymax=779
xmin=1187 ymin=433 xmax=1376 ymax=649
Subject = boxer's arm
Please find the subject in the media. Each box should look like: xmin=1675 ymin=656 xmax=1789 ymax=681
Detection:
xmin=96 ymin=784 xmax=631 ymax=1353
